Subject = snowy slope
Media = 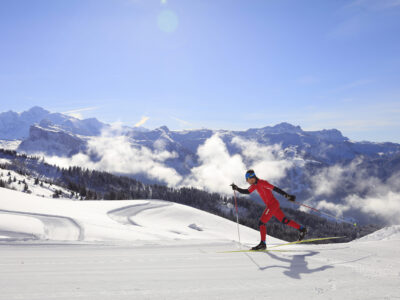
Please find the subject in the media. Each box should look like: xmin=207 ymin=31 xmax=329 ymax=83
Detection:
xmin=0 ymin=169 xmax=77 ymax=199
xmin=0 ymin=188 xmax=399 ymax=300
xmin=0 ymin=140 xmax=21 ymax=150
xmin=355 ymin=225 xmax=400 ymax=242
xmin=0 ymin=187 xmax=261 ymax=244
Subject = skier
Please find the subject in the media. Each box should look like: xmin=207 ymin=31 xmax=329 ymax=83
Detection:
xmin=231 ymin=169 xmax=307 ymax=250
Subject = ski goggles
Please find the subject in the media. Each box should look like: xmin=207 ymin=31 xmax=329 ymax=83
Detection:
xmin=245 ymin=172 xmax=256 ymax=180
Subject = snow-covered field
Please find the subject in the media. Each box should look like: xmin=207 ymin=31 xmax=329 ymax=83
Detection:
xmin=0 ymin=188 xmax=399 ymax=300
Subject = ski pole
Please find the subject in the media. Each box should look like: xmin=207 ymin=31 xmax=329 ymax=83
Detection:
xmin=233 ymin=190 xmax=242 ymax=247
xmin=292 ymin=201 xmax=357 ymax=226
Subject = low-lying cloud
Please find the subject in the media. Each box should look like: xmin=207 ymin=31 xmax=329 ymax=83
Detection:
xmin=231 ymin=136 xmax=294 ymax=182
xmin=182 ymin=134 xmax=296 ymax=194
xmin=310 ymin=159 xmax=400 ymax=224
xmin=45 ymin=124 xmax=182 ymax=186
xmin=44 ymin=129 xmax=293 ymax=195
xmin=181 ymin=134 xmax=246 ymax=194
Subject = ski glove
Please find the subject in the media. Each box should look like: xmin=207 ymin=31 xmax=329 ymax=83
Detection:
xmin=231 ymin=183 xmax=250 ymax=194
xmin=273 ymin=186 xmax=295 ymax=202
xmin=286 ymin=194 xmax=296 ymax=202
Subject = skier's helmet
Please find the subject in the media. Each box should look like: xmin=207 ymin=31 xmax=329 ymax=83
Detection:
xmin=245 ymin=169 xmax=256 ymax=180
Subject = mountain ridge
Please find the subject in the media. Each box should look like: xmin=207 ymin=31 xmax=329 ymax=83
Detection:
xmin=1 ymin=107 xmax=400 ymax=227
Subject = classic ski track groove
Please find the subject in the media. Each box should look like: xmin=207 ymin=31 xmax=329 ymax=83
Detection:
xmin=0 ymin=209 xmax=84 ymax=241
xmin=107 ymin=200 xmax=172 ymax=227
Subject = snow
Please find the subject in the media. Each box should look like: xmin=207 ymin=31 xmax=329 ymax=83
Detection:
xmin=0 ymin=187 xmax=261 ymax=243
xmin=0 ymin=187 xmax=399 ymax=299
xmin=0 ymin=169 xmax=78 ymax=199
xmin=0 ymin=140 xmax=21 ymax=150
xmin=0 ymin=158 xmax=11 ymax=164
xmin=356 ymin=225 xmax=400 ymax=242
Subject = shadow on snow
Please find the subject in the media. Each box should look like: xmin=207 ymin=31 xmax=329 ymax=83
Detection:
xmin=243 ymin=249 xmax=371 ymax=280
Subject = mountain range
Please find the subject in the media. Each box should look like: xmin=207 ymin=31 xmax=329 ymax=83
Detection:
xmin=0 ymin=106 xmax=107 ymax=140
xmin=2 ymin=106 xmax=399 ymax=165
xmin=1 ymin=106 xmax=399 ymax=225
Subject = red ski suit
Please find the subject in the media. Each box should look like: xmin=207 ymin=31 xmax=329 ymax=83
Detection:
xmin=248 ymin=179 xmax=300 ymax=242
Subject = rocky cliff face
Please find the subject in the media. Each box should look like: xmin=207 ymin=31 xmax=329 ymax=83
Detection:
xmin=18 ymin=125 xmax=86 ymax=157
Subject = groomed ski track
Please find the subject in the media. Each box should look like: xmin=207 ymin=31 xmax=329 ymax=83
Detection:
xmin=0 ymin=238 xmax=399 ymax=300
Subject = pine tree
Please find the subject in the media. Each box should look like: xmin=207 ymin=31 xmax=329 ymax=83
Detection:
xmin=23 ymin=182 xmax=30 ymax=193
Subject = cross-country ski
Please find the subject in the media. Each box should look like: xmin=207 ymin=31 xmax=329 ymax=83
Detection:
xmin=220 ymin=236 xmax=346 ymax=253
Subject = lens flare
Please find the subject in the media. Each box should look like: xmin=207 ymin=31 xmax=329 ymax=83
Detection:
xmin=157 ymin=10 xmax=179 ymax=33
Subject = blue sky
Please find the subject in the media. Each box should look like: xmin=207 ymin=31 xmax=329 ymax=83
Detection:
xmin=1 ymin=0 xmax=400 ymax=142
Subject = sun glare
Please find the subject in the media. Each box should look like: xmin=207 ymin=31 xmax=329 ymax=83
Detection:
xmin=157 ymin=9 xmax=179 ymax=33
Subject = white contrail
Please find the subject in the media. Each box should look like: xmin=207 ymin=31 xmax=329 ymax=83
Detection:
xmin=171 ymin=116 xmax=192 ymax=127
xmin=63 ymin=107 xmax=99 ymax=119
xmin=135 ymin=116 xmax=150 ymax=127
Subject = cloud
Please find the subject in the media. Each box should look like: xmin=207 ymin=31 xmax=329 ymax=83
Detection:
xmin=311 ymin=164 xmax=346 ymax=197
xmin=309 ymin=160 xmax=400 ymax=225
xmin=181 ymin=134 xmax=246 ymax=194
xmin=181 ymin=134 xmax=295 ymax=195
xmin=346 ymin=171 xmax=400 ymax=224
xmin=231 ymin=136 xmax=295 ymax=182
xmin=171 ymin=116 xmax=193 ymax=128
xmin=344 ymin=191 xmax=400 ymax=224
xmin=43 ymin=129 xmax=297 ymax=196
xmin=45 ymin=123 xmax=182 ymax=186
xmin=63 ymin=107 xmax=99 ymax=120
xmin=134 ymin=116 xmax=150 ymax=127
xmin=315 ymin=200 xmax=352 ymax=219
xmin=309 ymin=158 xmax=379 ymax=198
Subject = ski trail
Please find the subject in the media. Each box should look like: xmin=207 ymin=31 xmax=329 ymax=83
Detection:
xmin=107 ymin=200 xmax=172 ymax=226
xmin=0 ymin=230 xmax=38 ymax=242
xmin=0 ymin=209 xmax=84 ymax=241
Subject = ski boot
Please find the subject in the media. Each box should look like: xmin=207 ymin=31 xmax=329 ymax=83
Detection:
xmin=251 ymin=241 xmax=266 ymax=251
xmin=298 ymin=226 xmax=307 ymax=241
